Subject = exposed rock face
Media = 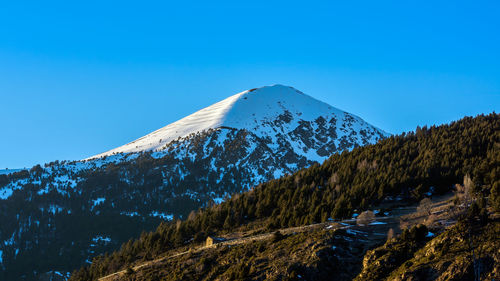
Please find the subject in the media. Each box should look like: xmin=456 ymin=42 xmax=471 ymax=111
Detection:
xmin=356 ymin=221 xmax=500 ymax=281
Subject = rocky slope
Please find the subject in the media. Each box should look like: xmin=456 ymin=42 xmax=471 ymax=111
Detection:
xmin=355 ymin=219 xmax=499 ymax=281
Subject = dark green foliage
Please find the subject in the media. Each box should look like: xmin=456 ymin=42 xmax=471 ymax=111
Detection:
xmin=70 ymin=113 xmax=500 ymax=280
xmin=400 ymin=224 xmax=428 ymax=242
xmin=125 ymin=266 xmax=134 ymax=275
xmin=491 ymin=181 xmax=500 ymax=211
xmin=272 ymin=231 xmax=284 ymax=242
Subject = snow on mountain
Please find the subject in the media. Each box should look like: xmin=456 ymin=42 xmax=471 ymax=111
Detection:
xmin=0 ymin=84 xmax=389 ymax=280
xmin=89 ymin=84 xmax=388 ymax=160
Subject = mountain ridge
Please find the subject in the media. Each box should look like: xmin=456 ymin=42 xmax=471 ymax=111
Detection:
xmin=88 ymin=84 xmax=388 ymax=160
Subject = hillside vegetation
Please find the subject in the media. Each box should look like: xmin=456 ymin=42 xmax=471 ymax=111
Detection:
xmin=70 ymin=113 xmax=499 ymax=280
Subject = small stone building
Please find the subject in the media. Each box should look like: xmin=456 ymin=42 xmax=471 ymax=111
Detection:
xmin=206 ymin=236 xmax=225 ymax=247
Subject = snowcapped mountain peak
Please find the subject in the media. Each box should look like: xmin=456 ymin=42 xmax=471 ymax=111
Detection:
xmin=221 ymin=84 xmax=344 ymax=127
xmin=88 ymin=85 xmax=388 ymax=159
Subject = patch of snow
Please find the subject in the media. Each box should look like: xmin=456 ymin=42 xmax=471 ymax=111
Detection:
xmin=50 ymin=271 xmax=70 ymax=278
xmin=149 ymin=211 xmax=173 ymax=221
xmin=37 ymin=185 xmax=50 ymax=195
xmin=48 ymin=204 xmax=63 ymax=214
xmin=0 ymin=187 xmax=14 ymax=200
xmin=0 ymin=178 xmax=28 ymax=200
xmin=369 ymin=221 xmax=386 ymax=225
xmin=213 ymin=197 xmax=224 ymax=204
xmin=183 ymin=190 xmax=199 ymax=199
xmin=120 ymin=211 xmax=139 ymax=217
xmin=273 ymin=169 xmax=283 ymax=179
xmin=92 ymin=235 xmax=112 ymax=244
xmin=346 ymin=229 xmax=367 ymax=236
xmin=346 ymin=229 xmax=357 ymax=235
xmin=4 ymin=232 xmax=15 ymax=246
xmin=92 ymin=197 xmax=105 ymax=207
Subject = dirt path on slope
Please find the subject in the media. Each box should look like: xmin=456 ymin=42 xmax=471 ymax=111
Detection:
xmin=98 ymin=217 xmax=405 ymax=281
xmin=98 ymin=195 xmax=454 ymax=281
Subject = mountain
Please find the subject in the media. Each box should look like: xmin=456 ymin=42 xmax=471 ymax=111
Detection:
xmin=0 ymin=169 xmax=24 ymax=175
xmin=0 ymin=85 xmax=388 ymax=280
xmin=69 ymin=113 xmax=500 ymax=281
xmin=89 ymin=84 xmax=387 ymax=161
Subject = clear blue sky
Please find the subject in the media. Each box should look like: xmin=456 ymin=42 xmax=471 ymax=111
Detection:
xmin=1 ymin=0 xmax=499 ymax=168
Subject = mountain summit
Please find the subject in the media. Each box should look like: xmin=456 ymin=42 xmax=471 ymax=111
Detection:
xmin=90 ymin=84 xmax=388 ymax=159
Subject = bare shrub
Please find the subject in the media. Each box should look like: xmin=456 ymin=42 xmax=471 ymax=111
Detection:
xmin=400 ymin=218 xmax=410 ymax=230
xmin=456 ymin=175 xmax=474 ymax=203
xmin=425 ymin=214 xmax=438 ymax=227
xmin=357 ymin=159 xmax=378 ymax=171
xmin=453 ymin=175 xmax=476 ymax=217
xmin=357 ymin=159 xmax=369 ymax=171
xmin=357 ymin=210 xmax=375 ymax=226
xmin=463 ymin=174 xmax=475 ymax=192
xmin=417 ymin=198 xmax=433 ymax=216
xmin=387 ymin=228 xmax=394 ymax=241
xmin=329 ymin=172 xmax=339 ymax=186
xmin=188 ymin=210 xmax=197 ymax=221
